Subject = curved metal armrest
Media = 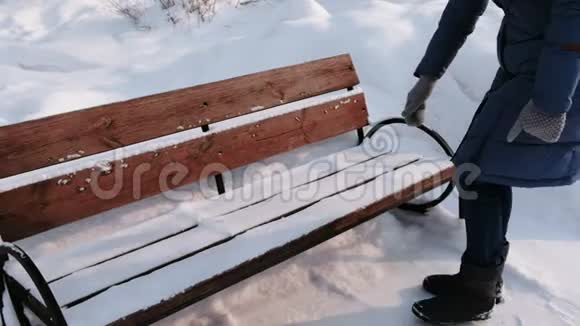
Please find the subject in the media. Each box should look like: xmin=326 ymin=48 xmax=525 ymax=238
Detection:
xmin=364 ymin=118 xmax=455 ymax=213
xmin=1 ymin=243 xmax=67 ymax=326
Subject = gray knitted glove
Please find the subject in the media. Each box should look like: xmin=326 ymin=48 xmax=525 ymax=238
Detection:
xmin=507 ymin=100 xmax=567 ymax=143
xmin=402 ymin=76 xmax=436 ymax=126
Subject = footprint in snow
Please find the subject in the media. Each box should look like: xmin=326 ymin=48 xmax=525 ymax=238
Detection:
xmin=504 ymin=265 xmax=580 ymax=325
xmin=547 ymin=297 xmax=580 ymax=326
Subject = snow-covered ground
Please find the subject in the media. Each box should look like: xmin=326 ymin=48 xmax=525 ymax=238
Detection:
xmin=1 ymin=0 xmax=580 ymax=325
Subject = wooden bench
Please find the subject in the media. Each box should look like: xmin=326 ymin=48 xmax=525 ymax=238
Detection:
xmin=0 ymin=54 xmax=454 ymax=326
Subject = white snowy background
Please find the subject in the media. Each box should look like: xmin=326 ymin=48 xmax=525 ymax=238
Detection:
xmin=1 ymin=0 xmax=580 ymax=325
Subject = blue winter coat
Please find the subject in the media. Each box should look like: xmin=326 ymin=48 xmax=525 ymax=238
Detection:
xmin=415 ymin=0 xmax=580 ymax=187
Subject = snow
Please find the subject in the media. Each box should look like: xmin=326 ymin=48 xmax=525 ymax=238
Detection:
xmin=284 ymin=0 xmax=331 ymax=22
xmin=1 ymin=0 xmax=580 ymax=325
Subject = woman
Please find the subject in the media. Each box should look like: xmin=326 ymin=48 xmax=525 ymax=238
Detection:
xmin=402 ymin=0 xmax=580 ymax=324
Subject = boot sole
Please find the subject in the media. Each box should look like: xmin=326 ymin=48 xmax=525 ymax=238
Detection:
xmin=412 ymin=304 xmax=492 ymax=325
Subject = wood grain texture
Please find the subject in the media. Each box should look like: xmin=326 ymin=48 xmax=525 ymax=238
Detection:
xmin=108 ymin=164 xmax=454 ymax=326
xmin=0 ymin=54 xmax=359 ymax=178
xmin=0 ymin=93 xmax=368 ymax=241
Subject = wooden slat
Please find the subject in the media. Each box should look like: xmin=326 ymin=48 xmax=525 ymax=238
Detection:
xmin=0 ymin=92 xmax=368 ymax=241
xmin=82 ymin=162 xmax=454 ymax=326
xmin=0 ymin=54 xmax=359 ymax=178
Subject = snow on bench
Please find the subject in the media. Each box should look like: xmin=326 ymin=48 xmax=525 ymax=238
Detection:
xmin=64 ymin=158 xmax=451 ymax=326
xmin=6 ymin=144 xmax=395 ymax=285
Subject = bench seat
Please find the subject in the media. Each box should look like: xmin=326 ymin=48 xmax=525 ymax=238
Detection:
xmin=6 ymin=146 xmax=452 ymax=325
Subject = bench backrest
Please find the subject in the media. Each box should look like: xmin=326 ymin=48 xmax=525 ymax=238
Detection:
xmin=0 ymin=54 xmax=369 ymax=242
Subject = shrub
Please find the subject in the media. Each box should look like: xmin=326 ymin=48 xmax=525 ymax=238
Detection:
xmin=109 ymin=0 xmax=228 ymax=26
xmin=109 ymin=0 xmax=147 ymax=26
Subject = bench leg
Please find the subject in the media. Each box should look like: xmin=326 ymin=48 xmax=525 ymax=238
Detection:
xmin=0 ymin=243 xmax=67 ymax=326
xmin=1 ymin=253 xmax=8 ymax=326
xmin=2 ymin=252 xmax=32 ymax=326
xmin=6 ymin=281 xmax=32 ymax=326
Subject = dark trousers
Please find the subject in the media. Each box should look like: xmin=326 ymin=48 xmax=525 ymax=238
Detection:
xmin=459 ymin=182 xmax=512 ymax=267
